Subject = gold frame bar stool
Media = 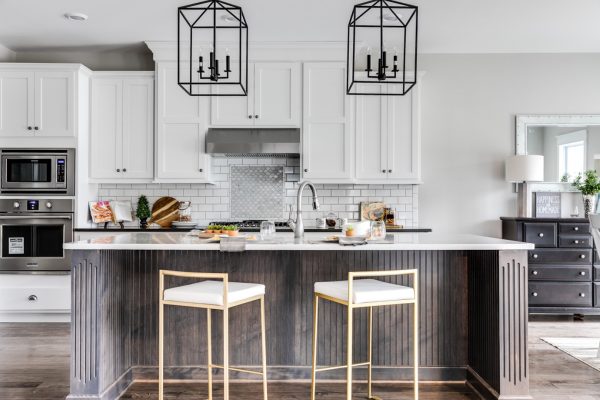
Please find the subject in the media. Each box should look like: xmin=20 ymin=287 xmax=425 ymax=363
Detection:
xmin=158 ymin=270 xmax=268 ymax=400
xmin=311 ymin=269 xmax=419 ymax=400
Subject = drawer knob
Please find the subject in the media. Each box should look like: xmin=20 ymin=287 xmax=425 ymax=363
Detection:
xmin=574 ymin=227 xmax=579 ymax=231
xmin=574 ymin=240 xmax=580 ymax=244
xmin=580 ymin=271 xmax=587 ymax=276
xmin=532 ymin=292 xmax=538 ymax=297
xmin=532 ymin=270 xmax=538 ymax=275
xmin=538 ymin=233 xmax=544 ymax=238
xmin=532 ymin=254 xmax=539 ymax=259
xmin=28 ymin=295 xmax=38 ymax=302
xmin=580 ymin=293 xmax=586 ymax=297
xmin=580 ymin=254 xmax=586 ymax=259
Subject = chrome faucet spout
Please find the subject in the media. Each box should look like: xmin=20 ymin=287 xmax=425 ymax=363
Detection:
xmin=288 ymin=181 xmax=320 ymax=238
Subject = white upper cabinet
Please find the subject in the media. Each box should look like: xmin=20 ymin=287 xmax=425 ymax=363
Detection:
xmin=0 ymin=68 xmax=75 ymax=138
xmin=302 ymin=62 xmax=353 ymax=181
xmin=355 ymin=84 xmax=421 ymax=183
xmin=0 ymin=71 xmax=33 ymax=137
xmin=90 ymin=73 xmax=154 ymax=182
xmin=155 ymin=62 xmax=211 ymax=182
xmin=211 ymin=62 xmax=301 ymax=127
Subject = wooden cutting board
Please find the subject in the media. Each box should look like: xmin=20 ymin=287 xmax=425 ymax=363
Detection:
xmin=150 ymin=196 xmax=180 ymax=227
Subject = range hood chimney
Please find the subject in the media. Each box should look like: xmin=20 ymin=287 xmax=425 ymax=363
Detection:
xmin=206 ymin=128 xmax=300 ymax=156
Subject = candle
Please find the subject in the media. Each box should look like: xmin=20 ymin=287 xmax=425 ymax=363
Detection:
xmin=382 ymin=51 xmax=387 ymax=68
xmin=215 ymin=59 xmax=219 ymax=78
xmin=226 ymin=55 xmax=230 ymax=72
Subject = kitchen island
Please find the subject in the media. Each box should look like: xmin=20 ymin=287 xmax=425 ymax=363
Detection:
xmin=64 ymin=232 xmax=533 ymax=400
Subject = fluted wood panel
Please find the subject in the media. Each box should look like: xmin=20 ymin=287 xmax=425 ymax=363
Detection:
xmin=68 ymin=248 xmax=530 ymax=400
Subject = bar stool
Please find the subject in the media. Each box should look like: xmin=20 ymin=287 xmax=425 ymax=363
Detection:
xmin=311 ymin=270 xmax=419 ymax=400
xmin=158 ymin=270 xmax=268 ymax=400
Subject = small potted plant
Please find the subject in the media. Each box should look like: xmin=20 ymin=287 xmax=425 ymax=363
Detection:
xmin=206 ymin=224 xmax=217 ymax=234
xmin=136 ymin=195 xmax=151 ymax=229
xmin=572 ymin=170 xmax=600 ymax=217
xmin=223 ymin=225 xmax=240 ymax=236
xmin=344 ymin=224 xmax=355 ymax=237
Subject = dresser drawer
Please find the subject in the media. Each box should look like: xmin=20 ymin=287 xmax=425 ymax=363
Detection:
xmin=558 ymin=236 xmax=592 ymax=248
xmin=524 ymin=222 xmax=557 ymax=247
xmin=529 ymin=265 xmax=591 ymax=281
xmin=529 ymin=249 xmax=592 ymax=264
xmin=0 ymin=275 xmax=70 ymax=312
xmin=595 ymin=283 xmax=600 ymax=307
xmin=529 ymin=282 xmax=592 ymax=307
xmin=594 ymin=265 xmax=600 ymax=281
xmin=559 ymin=223 xmax=590 ymax=235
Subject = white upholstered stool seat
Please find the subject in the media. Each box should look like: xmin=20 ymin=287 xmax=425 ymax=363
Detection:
xmin=164 ymin=280 xmax=265 ymax=306
xmin=314 ymin=279 xmax=415 ymax=304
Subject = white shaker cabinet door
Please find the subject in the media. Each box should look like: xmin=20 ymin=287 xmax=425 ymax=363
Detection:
xmin=90 ymin=78 xmax=122 ymax=179
xmin=302 ymin=63 xmax=353 ymax=181
xmin=253 ymin=62 xmax=300 ymax=126
xmin=34 ymin=71 xmax=75 ymax=137
xmin=355 ymin=85 xmax=388 ymax=180
xmin=0 ymin=71 xmax=34 ymax=137
xmin=210 ymin=64 xmax=254 ymax=127
xmin=387 ymin=86 xmax=421 ymax=182
xmin=157 ymin=122 xmax=208 ymax=179
xmin=122 ymin=78 xmax=154 ymax=179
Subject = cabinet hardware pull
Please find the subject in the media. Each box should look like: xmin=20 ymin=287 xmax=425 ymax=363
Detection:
xmin=388 ymin=169 xmax=392 ymax=173
xmin=574 ymin=227 xmax=579 ymax=231
xmin=255 ymin=115 xmax=259 ymax=118
xmin=532 ymin=254 xmax=538 ymax=259
xmin=532 ymin=270 xmax=538 ymax=275
xmin=532 ymin=292 xmax=538 ymax=297
xmin=580 ymin=254 xmax=586 ymax=259
xmin=34 ymin=126 xmax=39 ymax=130
xmin=199 ymin=168 xmax=203 ymax=172
xmin=580 ymin=271 xmax=586 ymax=276
xmin=116 ymin=169 xmax=121 ymax=172
xmin=28 ymin=295 xmax=38 ymax=301
xmin=574 ymin=240 xmax=580 ymax=244
xmin=304 ymin=169 xmax=308 ymax=173
xmin=248 ymin=115 xmax=253 ymax=119
xmin=382 ymin=169 xmax=386 ymax=173
xmin=538 ymin=233 xmax=544 ymax=238
xmin=122 ymin=168 xmax=127 ymax=172
xmin=27 ymin=126 xmax=32 ymax=130
xmin=579 ymin=293 xmax=586 ymax=297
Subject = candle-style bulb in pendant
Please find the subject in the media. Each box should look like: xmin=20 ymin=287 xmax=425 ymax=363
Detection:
xmin=366 ymin=54 xmax=372 ymax=72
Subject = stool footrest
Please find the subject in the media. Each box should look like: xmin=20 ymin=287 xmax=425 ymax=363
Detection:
xmin=315 ymin=361 xmax=371 ymax=372
xmin=210 ymin=364 xmax=265 ymax=376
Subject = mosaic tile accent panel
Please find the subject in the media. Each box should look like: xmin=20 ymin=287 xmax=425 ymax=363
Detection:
xmin=230 ymin=165 xmax=284 ymax=219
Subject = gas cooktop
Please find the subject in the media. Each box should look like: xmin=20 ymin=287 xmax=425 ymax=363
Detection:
xmin=209 ymin=220 xmax=289 ymax=228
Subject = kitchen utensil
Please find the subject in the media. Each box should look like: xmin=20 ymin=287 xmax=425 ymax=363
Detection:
xmin=150 ymin=197 xmax=180 ymax=227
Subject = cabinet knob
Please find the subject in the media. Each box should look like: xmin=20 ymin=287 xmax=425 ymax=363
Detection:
xmin=574 ymin=240 xmax=580 ymax=244
xmin=27 ymin=126 xmax=32 ymax=130
xmin=122 ymin=168 xmax=127 ymax=172
xmin=388 ymin=169 xmax=392 ymax=173
xmin=255 ymin=115 xmax=259 ymax=119
xmin=304 ymin=169 xmax=308 ymax=173
xmin=538 ymin=233 xmax=544 ymax=238
xmin=34 ymin=126 xmax=39 ymax=130
xmin=580 ymin=254 xmax=586 ymax=259
xmin=532 ymin=292 xmax=538 ymax=297
xmin=382 ymin=169 xmax=387 ymax=173
xmin=199 ymin=168 xmax=203 ymax=172
xmin=532 ymin=270 xmax=538 ymax=275
xmin=532 ymin=254 xmax=539 ymax=259
xmin=116 ymin=169 xmax=121 ymax=172
xmin=579 ymin=293 xmax=586 ymax=297
xmin=580 ymin=271 xmax=586 ymax=276
xmin=28 ymin=295 xmax=38 ymax=302
xmin=248 ymin=115 xmax=253 ymax=119
xmin=574 ymin=227 xmax=580 ymax=231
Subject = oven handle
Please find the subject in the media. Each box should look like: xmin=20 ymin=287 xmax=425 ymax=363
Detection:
xmin=0 ymin=215 xmax=72 ymax=220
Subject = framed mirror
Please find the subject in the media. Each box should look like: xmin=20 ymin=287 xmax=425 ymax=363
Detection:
xmin=516 ymin=115 xmax=600 ymax=183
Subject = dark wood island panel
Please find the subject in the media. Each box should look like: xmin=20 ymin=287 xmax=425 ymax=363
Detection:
xmin=67 ymin=249 xmax=530 ymax=400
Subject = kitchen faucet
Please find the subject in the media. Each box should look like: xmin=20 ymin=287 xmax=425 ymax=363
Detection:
xmin=288 ymin=181 xmax=320 ymax=238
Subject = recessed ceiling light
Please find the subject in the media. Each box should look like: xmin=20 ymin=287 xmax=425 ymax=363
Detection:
xmin=64 ymin=12 xmax=88 ymax=21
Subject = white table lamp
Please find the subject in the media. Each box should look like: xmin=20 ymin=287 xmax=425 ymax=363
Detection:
xmin=505 ymin=155 xmax=544 ymax=217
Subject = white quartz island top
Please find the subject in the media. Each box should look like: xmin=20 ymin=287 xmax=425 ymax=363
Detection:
xmin=64 ymin=232 xmax=534 ymax=251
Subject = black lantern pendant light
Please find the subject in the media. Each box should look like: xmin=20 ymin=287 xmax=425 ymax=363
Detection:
xmin=178 ymin=0 xmax=248 ymax=96
xmin=347 ymin=0 xmax=418 ymax=96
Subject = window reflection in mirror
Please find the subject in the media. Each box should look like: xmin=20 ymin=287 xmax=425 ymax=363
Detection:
xmin=526 ymin=126 xmax=599 ymax=182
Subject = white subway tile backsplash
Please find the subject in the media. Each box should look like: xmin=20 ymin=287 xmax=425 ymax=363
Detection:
xmin=96 ymin=156 xmax=418 ymax=227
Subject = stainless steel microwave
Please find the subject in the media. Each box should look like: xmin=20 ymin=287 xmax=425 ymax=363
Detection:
xmin=0 ymin=149 xmax=75 ymax=195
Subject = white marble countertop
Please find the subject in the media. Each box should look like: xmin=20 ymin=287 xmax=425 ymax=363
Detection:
xmin=64 ymin=232 xmax=534 ymax=251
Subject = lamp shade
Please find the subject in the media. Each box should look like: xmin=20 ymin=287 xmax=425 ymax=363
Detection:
xmin=505 ymin=155 xmax=544 ymax=182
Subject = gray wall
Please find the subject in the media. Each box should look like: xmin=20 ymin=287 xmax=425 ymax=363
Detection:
xmin=0 ymin=43 xmax=15 ymax=61
xmin=419 ymin=53 xmax=600 ymax=237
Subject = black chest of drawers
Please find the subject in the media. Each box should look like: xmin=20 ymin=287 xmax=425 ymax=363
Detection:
xmin=502 ymin=217 xmax=600 ymax=315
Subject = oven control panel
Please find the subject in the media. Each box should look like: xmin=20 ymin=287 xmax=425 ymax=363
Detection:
xmin=0 ymin=198 xmax=73 ymax=213
xmin=27 ymin=200 xmax=39 ymax=211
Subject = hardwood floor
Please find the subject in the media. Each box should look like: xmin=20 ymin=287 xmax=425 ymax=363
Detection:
xmin=0 ymin=317 xmax=599 ymax=399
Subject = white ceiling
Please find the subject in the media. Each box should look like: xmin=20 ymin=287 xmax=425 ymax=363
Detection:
xmin=1 ymin=0 xmax=600 ymax=53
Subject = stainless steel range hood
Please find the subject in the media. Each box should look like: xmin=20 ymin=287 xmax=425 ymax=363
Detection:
xmin=206 ymin=128 xmax=300 ymax=156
